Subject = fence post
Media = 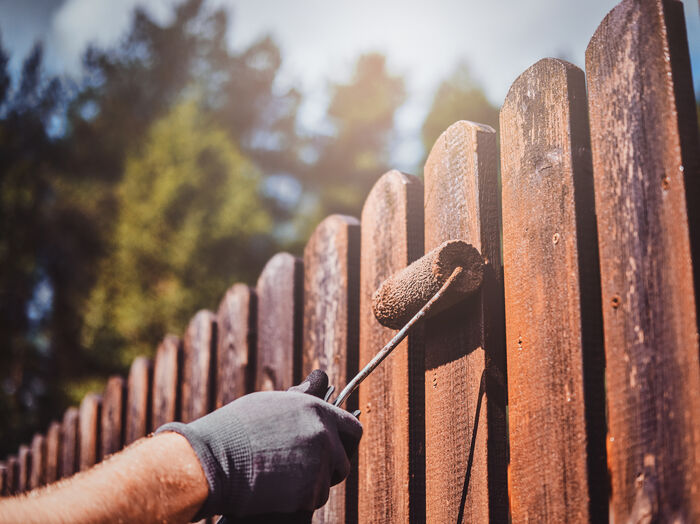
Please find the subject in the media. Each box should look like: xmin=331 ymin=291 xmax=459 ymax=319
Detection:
xmin=303 ymin=214 xmax=361 ymax=524
xmin=78 ymin=393 xmax=102 ymax=471
xmin=29 ymin=433 xmax=46 ymax=490
xmin=423 ymin=120 xmax=507 ymax=523
xmin=358 ymin=170 xmax=424 ymax=523
xmin=216 ymin=284 xmax=256 ymax=407
xmin=586 ymin=0 xmax=700 ymax=521
xmin=101 ymin=376 xmax=126 ymax=458
xmin=45 ymin=421 xmax=62 ymax=484
xmin=152 ymin=335 xmax=182 ymax=430
xmin=126 ymin=357 xmax=152 ymax=445
xmin=256 ymin=253 xmax=304 ymax=391
xmin=60 ymin=407 xmax=79 ymax=478
xmin=500 ymin=59 xmax=607 ymax=522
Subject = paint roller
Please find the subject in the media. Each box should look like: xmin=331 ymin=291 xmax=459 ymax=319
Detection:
xmin=331 ymin=239 xmax=484 ymax=407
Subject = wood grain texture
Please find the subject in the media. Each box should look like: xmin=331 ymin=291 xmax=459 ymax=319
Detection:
xmin=78 ymin=393 xmax=102 ymax=471
xmin=303 ymin=214 xmax=361 ymax=524
xmin=29 ymin=433 xmax=46 ymax=490
xmin=101 ymin=376 xmax=126 ymax=458
xmin=256 ymin=253 xmax=304 ymax=391
xmin=217 ymin=284 xmax=256 ymax=407
xmin=500 ymin=60 xmax=607 ymax=523
xmin=45 ymin=421 xmax=62 ymax=484
xmin=60 ymin=407 xmax=79 ymax=478
xmin=5 ymin=456 xmax=18 ymax=495
xmin=152 ymin=335 xmax=182 ymax=429
xmin=423 ymin=120 xmax=507 ymax=523
xmin=181 ymin=311 xmax=217 ymax=423
xmin=586 ymin=0 xmax=700 ymax=521
xmin=126 ymin=356 xmax=152 ymax=444
xmin=17 ymin=445 xmax=30 ymax=493
xmin=358 ymin=170 xmax=424 ymax=523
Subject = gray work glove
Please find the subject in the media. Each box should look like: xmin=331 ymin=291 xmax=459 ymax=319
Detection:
xmin=155 ymin=370 xmax=362 ymax=521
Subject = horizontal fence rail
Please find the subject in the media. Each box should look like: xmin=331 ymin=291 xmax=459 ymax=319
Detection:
xmin=2 ymin=1 xmax=699 ymax=523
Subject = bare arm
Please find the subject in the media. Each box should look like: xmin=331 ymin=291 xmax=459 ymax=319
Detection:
xmin=0 ymin=432 xmax=208 ymax=524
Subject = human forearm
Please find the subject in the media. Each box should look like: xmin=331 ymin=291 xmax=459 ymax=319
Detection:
xmin=0 ymin=432 xmax=208 ymax=524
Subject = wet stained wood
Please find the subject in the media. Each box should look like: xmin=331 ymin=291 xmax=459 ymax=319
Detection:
xmin=256 ymin=253 xmax=304 ymax=391
xmin=181 ymin=311 xmax=217 ymax=423
xmin=501 ymin=60 xmax=607 ymax=523
xmin=17 ymin=445 xmax=30 ymax=493
xmin=60 ymin=407 xmax=79 ymax=478
xmin=45 ymin=421 xmax=62 ymax=484
xmin=303 ymin=214 xmax=361 ymax=524
xmin=126 ymin=356 xmax=152 ymax=444
xmin=358 ymin=170 xmax=424 ymax=523
xmin=586 ymin=0 xmax=700 ymax=521
xmin=5 ymin=456 xmax=18 ymax=495
xmin=29 ymin=433 xmax=46 ymax=490
xmin=216 ymin=284 xmax=256 ymax=407
xmin=78 ymin=393 xmax=102 ymax=471
xmin=423 ymin=120 xmax=507 ymax=523
xmin=101 ymin=376 xmax=126 ymax=458
xmin=152 ymin=335 xmax=182 ymax=429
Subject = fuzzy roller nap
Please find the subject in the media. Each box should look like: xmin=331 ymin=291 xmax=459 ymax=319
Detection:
xmin=372 ymin=240 xmax=484 ymax=329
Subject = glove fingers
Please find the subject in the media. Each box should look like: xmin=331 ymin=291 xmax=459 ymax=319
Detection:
xmin=330 ymin=405 xmax=363 ymax=460
xmin=287 ymin=369 xmax=329 ymax=398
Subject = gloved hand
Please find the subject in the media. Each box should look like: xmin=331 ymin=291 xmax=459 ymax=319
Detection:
xmin=155 ymin=370 xmax=362 ymax=521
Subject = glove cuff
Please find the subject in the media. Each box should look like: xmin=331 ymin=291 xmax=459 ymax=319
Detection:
xmin=156 ymin=416 xmax=252 ymax=521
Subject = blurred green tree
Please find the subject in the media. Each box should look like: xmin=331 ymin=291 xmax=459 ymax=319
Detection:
xmin=82 ymin=101 xmax=271 ymax=366
xmin=303 ymin=53 xmax=405 ymax=221
xmin=421 ymin=63 xmax=499 ymax=164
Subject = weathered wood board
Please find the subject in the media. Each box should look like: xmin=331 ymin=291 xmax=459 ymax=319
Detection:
xmin=303 ymin=214 xmax=361 ymax=524
xmin=101 ymin=376 xmax=125 ymax=458
xmin=256 ymin=253 xmax=303 ymax=391
xmin=586 ymin=0 xmax=700 ymax=521
xmin=60 ymin=407 xmax=79 ymax=478
xmin=17 ymin=445 xmax=30 ymax=493
xmin=29 ymin=433 xmax=46 ymax=490
xmin=126 ymin=356 xmax=152 ymax=445
xmin=152 ymin=335 xmax=182 ymax=429
xmin=181 ymin=311 xmax=217 ymax=423
xmin=501 ymin=60 xmax=607 ymax=522
xmin=358 ymin=170 xmax=425 ymax=523
xmin=78 ymin=393 xmax=102 ymax=471
xmin=45 ymin=421 xmax=62 ymax=484
xmin=423 ymin=120 xmax=507 ymax=523
xmin=5 ymin=456 xmax=17 ymax=495
xmin=217 ymin=284 xmax=256 ymax=407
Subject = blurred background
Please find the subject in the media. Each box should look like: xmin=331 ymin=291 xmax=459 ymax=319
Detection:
xmin=0 ymin=0 xmax=698 ymax=455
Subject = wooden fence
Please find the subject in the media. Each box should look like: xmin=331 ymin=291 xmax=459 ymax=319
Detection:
xmin=2 ymin=0 xmax=699 ymax=522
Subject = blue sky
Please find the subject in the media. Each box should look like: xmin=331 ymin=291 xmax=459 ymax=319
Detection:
xmin=1 ymin=0 xmax=698 ymax=169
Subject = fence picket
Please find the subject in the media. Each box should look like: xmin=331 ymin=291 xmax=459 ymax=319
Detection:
xmin=60 ymin=407 xmax=79 ymax=478
xmin=181 ymin=311 xmax=217 ymax=423
xmin=45 ymin=421 xmax=61 ymax=484
xmin=29 ymin=434 xmax=46 ymax=490
xmin=101 ymin=376 xmax=126 ymax=458
xmin=586 ymin=0 xmax=700 ymax=521
xmin=17 ymin=445 xmax=30 ymax=493
xmin=303 ymin=214 xmax=361 ymax=524
xmin=5 ymin=456 xmax=17 ymax=496
xmin=423 ymin=120 xmax=507 ymax=523
xmin=152 ymin=335 xmax=182 ymax=430
xmin=500 ymin=59 xmax=607 ymax=522
xmin=216 ymin=284 xmax=256 ymax=407
xmin=256 ymin=253 xmax=303 ymax=391
xmin=358 ymin=170 xmax=424 ymax=523
xmin=78 ymin=393 xmax=102 ymax=471
xmin=126 ymin=357 xmax=152 ymax=445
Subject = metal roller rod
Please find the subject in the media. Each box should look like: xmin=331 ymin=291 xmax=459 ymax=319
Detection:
xmin=333 ymin=266 xmax=464 ymax=408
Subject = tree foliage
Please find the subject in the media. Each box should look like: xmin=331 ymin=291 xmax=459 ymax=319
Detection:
xmin=421 ymin=63 xmax=499 ymax=162
xmin=83 ymin=101 xmax=271 ymax=365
